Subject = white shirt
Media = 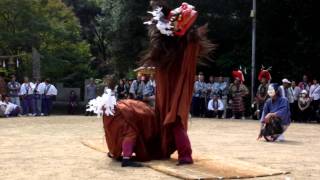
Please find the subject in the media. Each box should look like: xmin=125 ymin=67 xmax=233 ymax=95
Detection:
xmin=293 ymin=86 xmax=301 ymax=101
xmin=279 ymin=85 xmax=294 ymax=103
xmin=208 ymin=99 xmax=224 ymax=111
xmin=2 ymin=102 xmax=18 ymax=115
xmin=34 ymin=82 xmax=46 ymax=95
xmin=20 ymin=82 xmax=35 ymax=95
xmin=44 ymin=84 xmax=58 ymax=96
xmin=309 ymin=84 xmax=320 ymax=101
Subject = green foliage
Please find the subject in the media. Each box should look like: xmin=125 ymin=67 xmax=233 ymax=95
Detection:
xmin=2 ymin=0 xmax=319 ymax=86
xmin=0 ymin=0 xmax=92 ymax=86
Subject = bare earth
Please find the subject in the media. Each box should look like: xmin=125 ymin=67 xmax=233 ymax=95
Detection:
xmin=0 ymin=116 xmax=319 ymax=180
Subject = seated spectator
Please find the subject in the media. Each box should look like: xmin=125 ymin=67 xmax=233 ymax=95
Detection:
xmin=207 ymin=95 xmax=224 ymax=118
xmin=2 ymin=96 xmax=21 ymax=117
xmin=68 ymin=90 xmax=78 ymax=115
xmin=298 ymin=90 xmax=312 ymax=122
xmin=258 ymin=83 xmax=291 ymax=142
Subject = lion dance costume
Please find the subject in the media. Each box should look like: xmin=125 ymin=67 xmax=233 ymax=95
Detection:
xmin=88 ymin=2 xmax=214 ymax=167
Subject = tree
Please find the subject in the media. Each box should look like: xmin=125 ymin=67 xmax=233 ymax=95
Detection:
xmin=0 ymin=0 xmax=91 ymax=87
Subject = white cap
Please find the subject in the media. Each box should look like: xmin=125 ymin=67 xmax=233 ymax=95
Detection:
xmin=282 ymin=78 xmax=291 ymax=84
xmin=301 ymin=90 xmax=308 ymax=94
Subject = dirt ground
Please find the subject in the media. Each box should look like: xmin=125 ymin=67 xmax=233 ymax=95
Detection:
xmin=0 ymin=116 xmax=319 ymax=180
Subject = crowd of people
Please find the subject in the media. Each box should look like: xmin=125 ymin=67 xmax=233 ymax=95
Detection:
xmin=112 ymin=74 xmax=156 ymax=106
xmin=114 ymin=69 xmax=319 ymax=123
xmin=0 ymin=75 xmax=58 ymax=118
xmin=256 ymin=74 xmax=320 ymax=123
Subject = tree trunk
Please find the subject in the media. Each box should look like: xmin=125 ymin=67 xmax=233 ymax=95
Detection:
xmin=32 ymin=47 xmax=41 ymax=79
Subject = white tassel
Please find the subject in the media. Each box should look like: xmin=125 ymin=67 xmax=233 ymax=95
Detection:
xmin=16 ymin=58 xmax=19 ymax=68
xmin=86 ymin=88 xmax=117 ymax=117
xmin=144 ymin=7 xmax=174 ymax=36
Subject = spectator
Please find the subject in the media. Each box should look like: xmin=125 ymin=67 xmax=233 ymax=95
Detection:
xmin=85 ymin=78 xmax=97 ymax=115
xmin=309 ymin=78 xmax=320 ymax=121
xmin=2 ymin=96 xmax=21 ymax=117
xmin=298 ymin=90 xmax=311 ymax=122
xmin=42 ymin=78 xmax=58 ymax=116
xmin=207 ymin=95 xmax=224 ymax=118
xmin=7 ymin=75 xmax=21 ymax=107
xmin=143 ymin=74 xmax=156 ymax=106
xmin=291 ymin=81 xmax=301 ymax=121
xmin=129 ymin=74 xmax=145 ymax=100
xmin=258 ymin=83 xmax=291 ymax=142
xmin=206 ymin=75 xmax=215 ymax=98
xmin=68 ymin=90 xmax=78 ymax=115
xmin=256 ymin=76 xmax=269 ymax=119
xmin=115 ymin=79 xmax=127 ymax=100
xmin=0 ymin=75 xmax=7 ymax=95
xmin=33 ymin=78 xmax=44 ymax=116
xmin=213 ymin=76 xmax=228 ymax=118
xmin=298 ymin=75 xmax=310 ymax=92
xmin=0 ymin=94 xmax=6 ymax=117
xmin=280 ymin=79 xmax=294 ymax=117
xmin=192 ymin=73 xmax=207 ymax=117
xmin=124 ymin=79 xmax=132 ymax=98
xmin=229 ymin=77 xmax=249 ymax=119
xmin=20 ymin=77 xmax=34 ymax=116
xmin=86 ymin=78 xmax=97 ymax=102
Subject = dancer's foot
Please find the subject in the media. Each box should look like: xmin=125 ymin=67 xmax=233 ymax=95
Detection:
xmin=177 ymin=159 xmax=193 ymax=166
xmin=121 ymin=158 xmax=143 ymax=167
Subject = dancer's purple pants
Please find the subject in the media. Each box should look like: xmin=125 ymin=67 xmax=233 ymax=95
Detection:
xmin=173 ymin=121 xmax=193 ymax=163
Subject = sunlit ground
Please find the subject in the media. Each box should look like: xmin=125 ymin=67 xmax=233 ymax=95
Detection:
xmin=0 ymin=116 xmax=319 ymax=180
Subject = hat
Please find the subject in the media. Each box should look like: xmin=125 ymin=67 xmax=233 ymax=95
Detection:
xmin=301 ymin=90 xmax=308 ymax=94
xmin=282 ymin=78 xmax=291 ymax=84
xmin=232 ymin=70 xmax=245 ymax=82
xmin=258 ymin=66 xmax=272 ymax=82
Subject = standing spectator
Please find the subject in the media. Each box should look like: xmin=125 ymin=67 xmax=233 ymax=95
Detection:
xmin=143 ymin=74 xmax=156 ymax=106
xmin=298 ymin=90 xmax=312 ymax=122
xmin=33 ymin=78 xmax=44 ymax=116
xmin=124 ymin=79 xmax=132 ymax=98
xmin=0 ymin=75 xmax=7 ymax=95
xmin=0 ymin=94 xmax=6 ymax=117
xmin=85 ymin=78 xmax=97 ymax=115
xmin=229 ymin=78 xmax=249 ymax=119
xmin=20 ymin=77 xmax=35 ymax=116
xmin=291 ymin=81 xmax=301 ymax=121
xmin=280 ymin=79 xmax=294 ymax=116
xmin=298 ymin=75 xmax=310 ymax=92
xmin=68 ymin=90 xmax=78 ymax=115
xmin=7 ymin=75 xmax=21 ymax=107
xmin=207 ymin=95 xmax=224 ymax=118
xmin=86 ymin=78 xmax=97 ymax=102
xmin=42 ymin=79 xmax=58 ymax=116
xmin=193 ymin=74 xmax=207 ymax=117
xmin=206 ymin=76 xmax=215 ymax=98
xmin=115 ymin=79 xmax=127 ymax=100
xmin=256 ymin=77 xmax=269 ymax=119
xmin=213 ymin=76 xmax=228 ymax=118
xmin=309 ymin=78 xmax=320 ymax=121
xmin=129 ymin=74 xmax=144 ymax=100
